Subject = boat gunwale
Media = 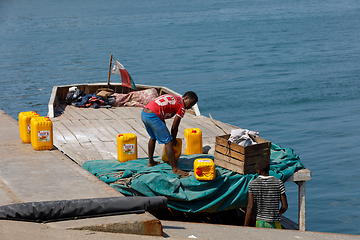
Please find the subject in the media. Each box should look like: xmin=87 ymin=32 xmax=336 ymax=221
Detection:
xmin=48 ymin=83 xmax=201 ymax=118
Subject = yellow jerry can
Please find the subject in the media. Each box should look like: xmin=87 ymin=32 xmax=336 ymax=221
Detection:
xmin=30 ymin=117 xmax=53 ymax=151
xmin=162 ymin=138 xmax=182 ymax=163
xmin=19 ymin=111 xmax=40 ymax=143
xmin=194 ymin=158 xmax=216 ymax=181
xmin=117 ymin=133 xmax=138 ymax=163
xmin=184 ymin=128 xmax=202 ymax=155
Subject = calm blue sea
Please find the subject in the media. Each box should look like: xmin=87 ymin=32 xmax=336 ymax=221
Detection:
xmin=1 ymin=0 xmax=360 ymax=235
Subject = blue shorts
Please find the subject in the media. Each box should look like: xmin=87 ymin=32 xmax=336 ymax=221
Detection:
xmin=141 ymin=110 xmax=173 ymax=144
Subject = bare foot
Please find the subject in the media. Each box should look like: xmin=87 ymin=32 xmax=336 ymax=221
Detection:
xmin=173 ymin=169 xmax=191 ymax=178
xmin=148 ymin=161 xmax=160 ymax=167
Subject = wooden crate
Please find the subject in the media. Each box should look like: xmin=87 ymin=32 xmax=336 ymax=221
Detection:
xmin=214 ymin=134 xmax=271 ymax=175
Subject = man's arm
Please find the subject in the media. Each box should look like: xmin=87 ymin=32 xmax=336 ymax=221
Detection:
xmin=244 ymin=192 xmax=254 ymax=226
xmin=279 ymin=193 xmax=288 ymax=215
xmin=171 ymin=115 xmax=181 ymax=145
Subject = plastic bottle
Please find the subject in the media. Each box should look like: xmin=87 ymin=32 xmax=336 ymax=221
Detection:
xmin=194 ymin=158 xmax=216 ymax=181
xmin=184 ymin=128 xmax=202 ymax=155
xmin=117 ymin=133 xmax=138 ymax=163
xmin=162 ymin=138 xmax=182 ymax=163
xmin=18 ymin=111 xmax=40 ymax=143
xmin=30 ymin=116 xmax=53 ymax=150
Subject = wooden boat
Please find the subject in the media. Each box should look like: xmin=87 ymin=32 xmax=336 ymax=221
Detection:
xmin=48 ymin=82 xmax=237 ymax=165
xmin=48 ymin=82 xmax=311 ymax=231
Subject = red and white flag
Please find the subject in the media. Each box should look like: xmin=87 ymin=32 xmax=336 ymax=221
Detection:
xmin=111 ymin=59 xmax=136 ymax=89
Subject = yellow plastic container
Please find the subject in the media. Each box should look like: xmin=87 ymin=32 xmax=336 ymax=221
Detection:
xmin=194 ymin=158 xmax=216 ymax=181
xmin=117 ymin=133 xmax=138 ymax=163
xmin=19 ymin=111 xmax=40 ymax=143
xmin=184 ymin=128 xmax=203 ymax=155
xmin=162 ymin=138 xmax=182 ymax=163
xmin=30 ymin=117 xmax=53 ymax=151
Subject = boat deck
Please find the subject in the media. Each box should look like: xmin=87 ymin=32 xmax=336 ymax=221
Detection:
xmin=52 ymin=105 xmax=235 ymax=166
xmin=49 ymin=83 xmax=311 ymax=231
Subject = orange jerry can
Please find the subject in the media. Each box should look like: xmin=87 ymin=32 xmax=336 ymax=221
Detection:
xmin=162 ymin=138 xmax=182 ymax=163
xmin=117 ymin=133 xmax=138 ymax=163
xmin=30 ymin=117 xmax=53 ymax=151
xmin=194 ymin=158 xmax=216 ymax=181
xmin=19 ymin=111 xmax=40 ymax=143
xmin=184 ymin=128 xmax=202 ymax=155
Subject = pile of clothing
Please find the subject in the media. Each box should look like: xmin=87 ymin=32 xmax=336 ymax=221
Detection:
xmin=65 ymin=87 xmax=159 ymax=109
xmin=66 ymin=87 xmax=115 ymax=108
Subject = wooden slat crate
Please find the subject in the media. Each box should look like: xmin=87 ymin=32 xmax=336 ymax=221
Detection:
xmin=214 ymin=134 xmax=271 ymax=175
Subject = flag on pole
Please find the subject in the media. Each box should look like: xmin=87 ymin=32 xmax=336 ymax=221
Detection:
xmin=111 ymin=59 xmax=137 ymax=90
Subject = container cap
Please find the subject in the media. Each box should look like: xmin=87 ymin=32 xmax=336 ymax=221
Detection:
xmin=192 ymin=129 xmax=197 ymax=133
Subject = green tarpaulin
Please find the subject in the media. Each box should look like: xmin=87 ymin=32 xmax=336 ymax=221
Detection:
xmin=83 ymin=143 xmax=305 ymax=213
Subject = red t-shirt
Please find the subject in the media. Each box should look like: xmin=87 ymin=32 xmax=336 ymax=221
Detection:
xmin=145 ymin=94 xmax=185 ymax=120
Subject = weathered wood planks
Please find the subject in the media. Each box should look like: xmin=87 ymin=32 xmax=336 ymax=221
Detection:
xmin=52 ymin=105 xmax=235 ymax=166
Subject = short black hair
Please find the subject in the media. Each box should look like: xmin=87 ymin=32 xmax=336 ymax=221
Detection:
xmin=183 ymin=91 xmax=198 ymax=103
xmin=255 ymin=159 xmax=270 ymax=174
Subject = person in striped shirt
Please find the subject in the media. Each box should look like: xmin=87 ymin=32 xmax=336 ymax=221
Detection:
xmin=244 ymin=159 xmax=288 ymax=229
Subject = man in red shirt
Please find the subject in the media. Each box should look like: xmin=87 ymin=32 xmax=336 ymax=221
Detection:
xmin=141 ymin=91 xmax=198 ymax=177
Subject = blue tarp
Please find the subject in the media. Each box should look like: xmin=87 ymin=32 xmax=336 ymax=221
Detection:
xmin=83 ymin=143 xmax=305 ymax=213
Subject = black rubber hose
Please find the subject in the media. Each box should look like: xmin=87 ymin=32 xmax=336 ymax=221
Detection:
xmin=0 ymin=196 xmax=167 ymax=222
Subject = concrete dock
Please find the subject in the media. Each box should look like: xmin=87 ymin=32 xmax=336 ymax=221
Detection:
xmin=0 ymin=109 xmax=359 ymax=239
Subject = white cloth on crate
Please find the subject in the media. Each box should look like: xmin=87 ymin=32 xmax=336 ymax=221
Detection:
xmin=228 ymin=129 xmax=259 ymax=146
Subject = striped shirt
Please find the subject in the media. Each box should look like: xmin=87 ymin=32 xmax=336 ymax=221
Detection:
xmin=248 ymin=175 xmax=286 ymax=222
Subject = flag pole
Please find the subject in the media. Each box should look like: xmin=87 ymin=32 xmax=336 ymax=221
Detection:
xmin=107 ymin=54 xmax=113 ymax=87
